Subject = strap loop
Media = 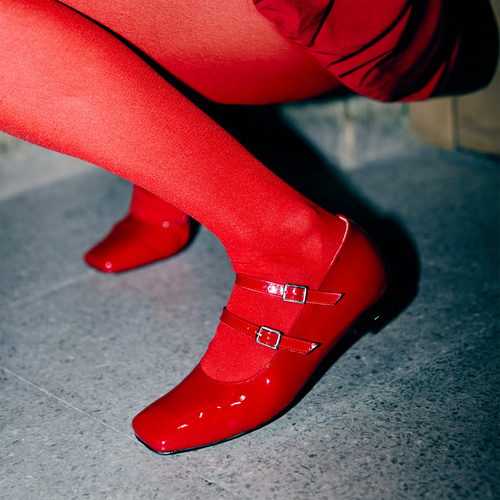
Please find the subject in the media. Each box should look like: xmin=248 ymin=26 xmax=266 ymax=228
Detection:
xmin=236 ymin=275 xmax=343 ymax=306
xmin=220 ymin=308 xmax=320 ymax=354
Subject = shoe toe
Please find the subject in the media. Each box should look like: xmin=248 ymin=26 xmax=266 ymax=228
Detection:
xmin=132 ymin=362 xmax=297 ymax=454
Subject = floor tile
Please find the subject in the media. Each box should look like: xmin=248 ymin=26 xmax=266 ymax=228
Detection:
xmin=0 ymin=136 xmax=498 ymax=499
xmin=0 ymin=370 xmax=238 ymax=499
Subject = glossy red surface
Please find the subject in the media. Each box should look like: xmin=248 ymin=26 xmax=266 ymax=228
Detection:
xmin=84 ymin=213 xmax=190 ymax=273
xmin=132 ymin=217 xmax=390 ymax=453
xmin=235 ymin=274 xmax=344 ymax=305
xmin=220 ymin=308 xmax=319 ymax=354
xmin=84 ymin=185 xmax=191 ymax=273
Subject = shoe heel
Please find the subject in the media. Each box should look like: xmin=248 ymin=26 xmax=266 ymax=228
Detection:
xmin=352 ymin=284 xmax=392 ymax=336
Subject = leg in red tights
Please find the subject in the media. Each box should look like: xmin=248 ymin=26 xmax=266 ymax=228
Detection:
xmin=0 ymin=0 xmax=389 ymax=453
xmin=79 ymin=0 xmax=343 ymax=273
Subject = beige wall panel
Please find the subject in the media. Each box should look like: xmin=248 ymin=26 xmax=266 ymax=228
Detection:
xmin=456 ymin=0 xmax=499 ymax=155
xmin=409 ymin=98 xmax=455 ymax=150
xmin=410 ymin=0 xmax=499 ymax=155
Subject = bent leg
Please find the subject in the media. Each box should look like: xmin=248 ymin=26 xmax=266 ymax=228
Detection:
xmin=59 ymin=0 xmax=341 ymax=104
xmin=60 ymin=0 xmax=341 ymax=270
xmin=2 ymin=0 xmax=309 ymax=250
xmin=0 ymin=0 xmax=346 ymax=362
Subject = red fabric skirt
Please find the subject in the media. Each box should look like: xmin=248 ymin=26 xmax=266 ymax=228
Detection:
xmin=253 ymin=0 xmax=498 ymax=102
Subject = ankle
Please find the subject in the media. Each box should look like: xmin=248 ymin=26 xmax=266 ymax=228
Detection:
xmin=130 ymin=185 xmax=187 ymax=226
xmin=200 ymin=210 xmax=347 ymax=382
xmin=229 ymin=207 xmax=347 ymax=286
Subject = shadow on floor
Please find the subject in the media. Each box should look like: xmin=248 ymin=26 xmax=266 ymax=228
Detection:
xmin=197 ymin=101 xmax=421 ymax=338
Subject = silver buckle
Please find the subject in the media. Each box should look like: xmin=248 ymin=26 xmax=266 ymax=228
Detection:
xmin=256 ymin=326 xmax=283 ymax=350
xmin=282 ymin=284 xmax=308 ymax=304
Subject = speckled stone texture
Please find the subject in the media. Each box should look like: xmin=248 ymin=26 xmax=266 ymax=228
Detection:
xmin=0 ymin=103 xmax=498 ymax=499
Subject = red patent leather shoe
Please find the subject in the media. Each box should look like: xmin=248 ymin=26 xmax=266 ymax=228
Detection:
xmin=84 ymin=185 xmax=190 ymax=273
xmin=84 ymin=213 xmax=190 ymax=273
xmin=132 ymin=217 xmax=390 ymax=454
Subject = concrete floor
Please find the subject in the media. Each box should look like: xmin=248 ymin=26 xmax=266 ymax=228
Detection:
xmin=0 ymin=104 xmax=498 ymax=499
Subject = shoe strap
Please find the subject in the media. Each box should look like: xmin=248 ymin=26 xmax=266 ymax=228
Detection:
xmin=220 ymin=308 xmax=320 ymax=354
xmin=236 ymin=275 xmax=343 ymax=305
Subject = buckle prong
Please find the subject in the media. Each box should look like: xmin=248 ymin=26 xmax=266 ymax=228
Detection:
xmin=282 ymin=284 xmax=308 ymax=304
xmin=256 ymin=326 xmax=282 ymax=350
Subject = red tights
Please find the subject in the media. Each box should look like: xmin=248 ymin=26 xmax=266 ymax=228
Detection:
xmin=0 ymin=0 xmax=346 ymax=381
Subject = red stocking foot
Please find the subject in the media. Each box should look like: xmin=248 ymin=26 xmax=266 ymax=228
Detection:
xmin=132 ymin=216 xmax=390 ymax=454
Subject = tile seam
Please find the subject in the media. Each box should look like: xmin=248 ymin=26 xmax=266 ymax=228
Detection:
xmin=0 ymin=364 xmax=246 ymax=499
xmin=5 ymin=270 xmax=95 ymax=309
